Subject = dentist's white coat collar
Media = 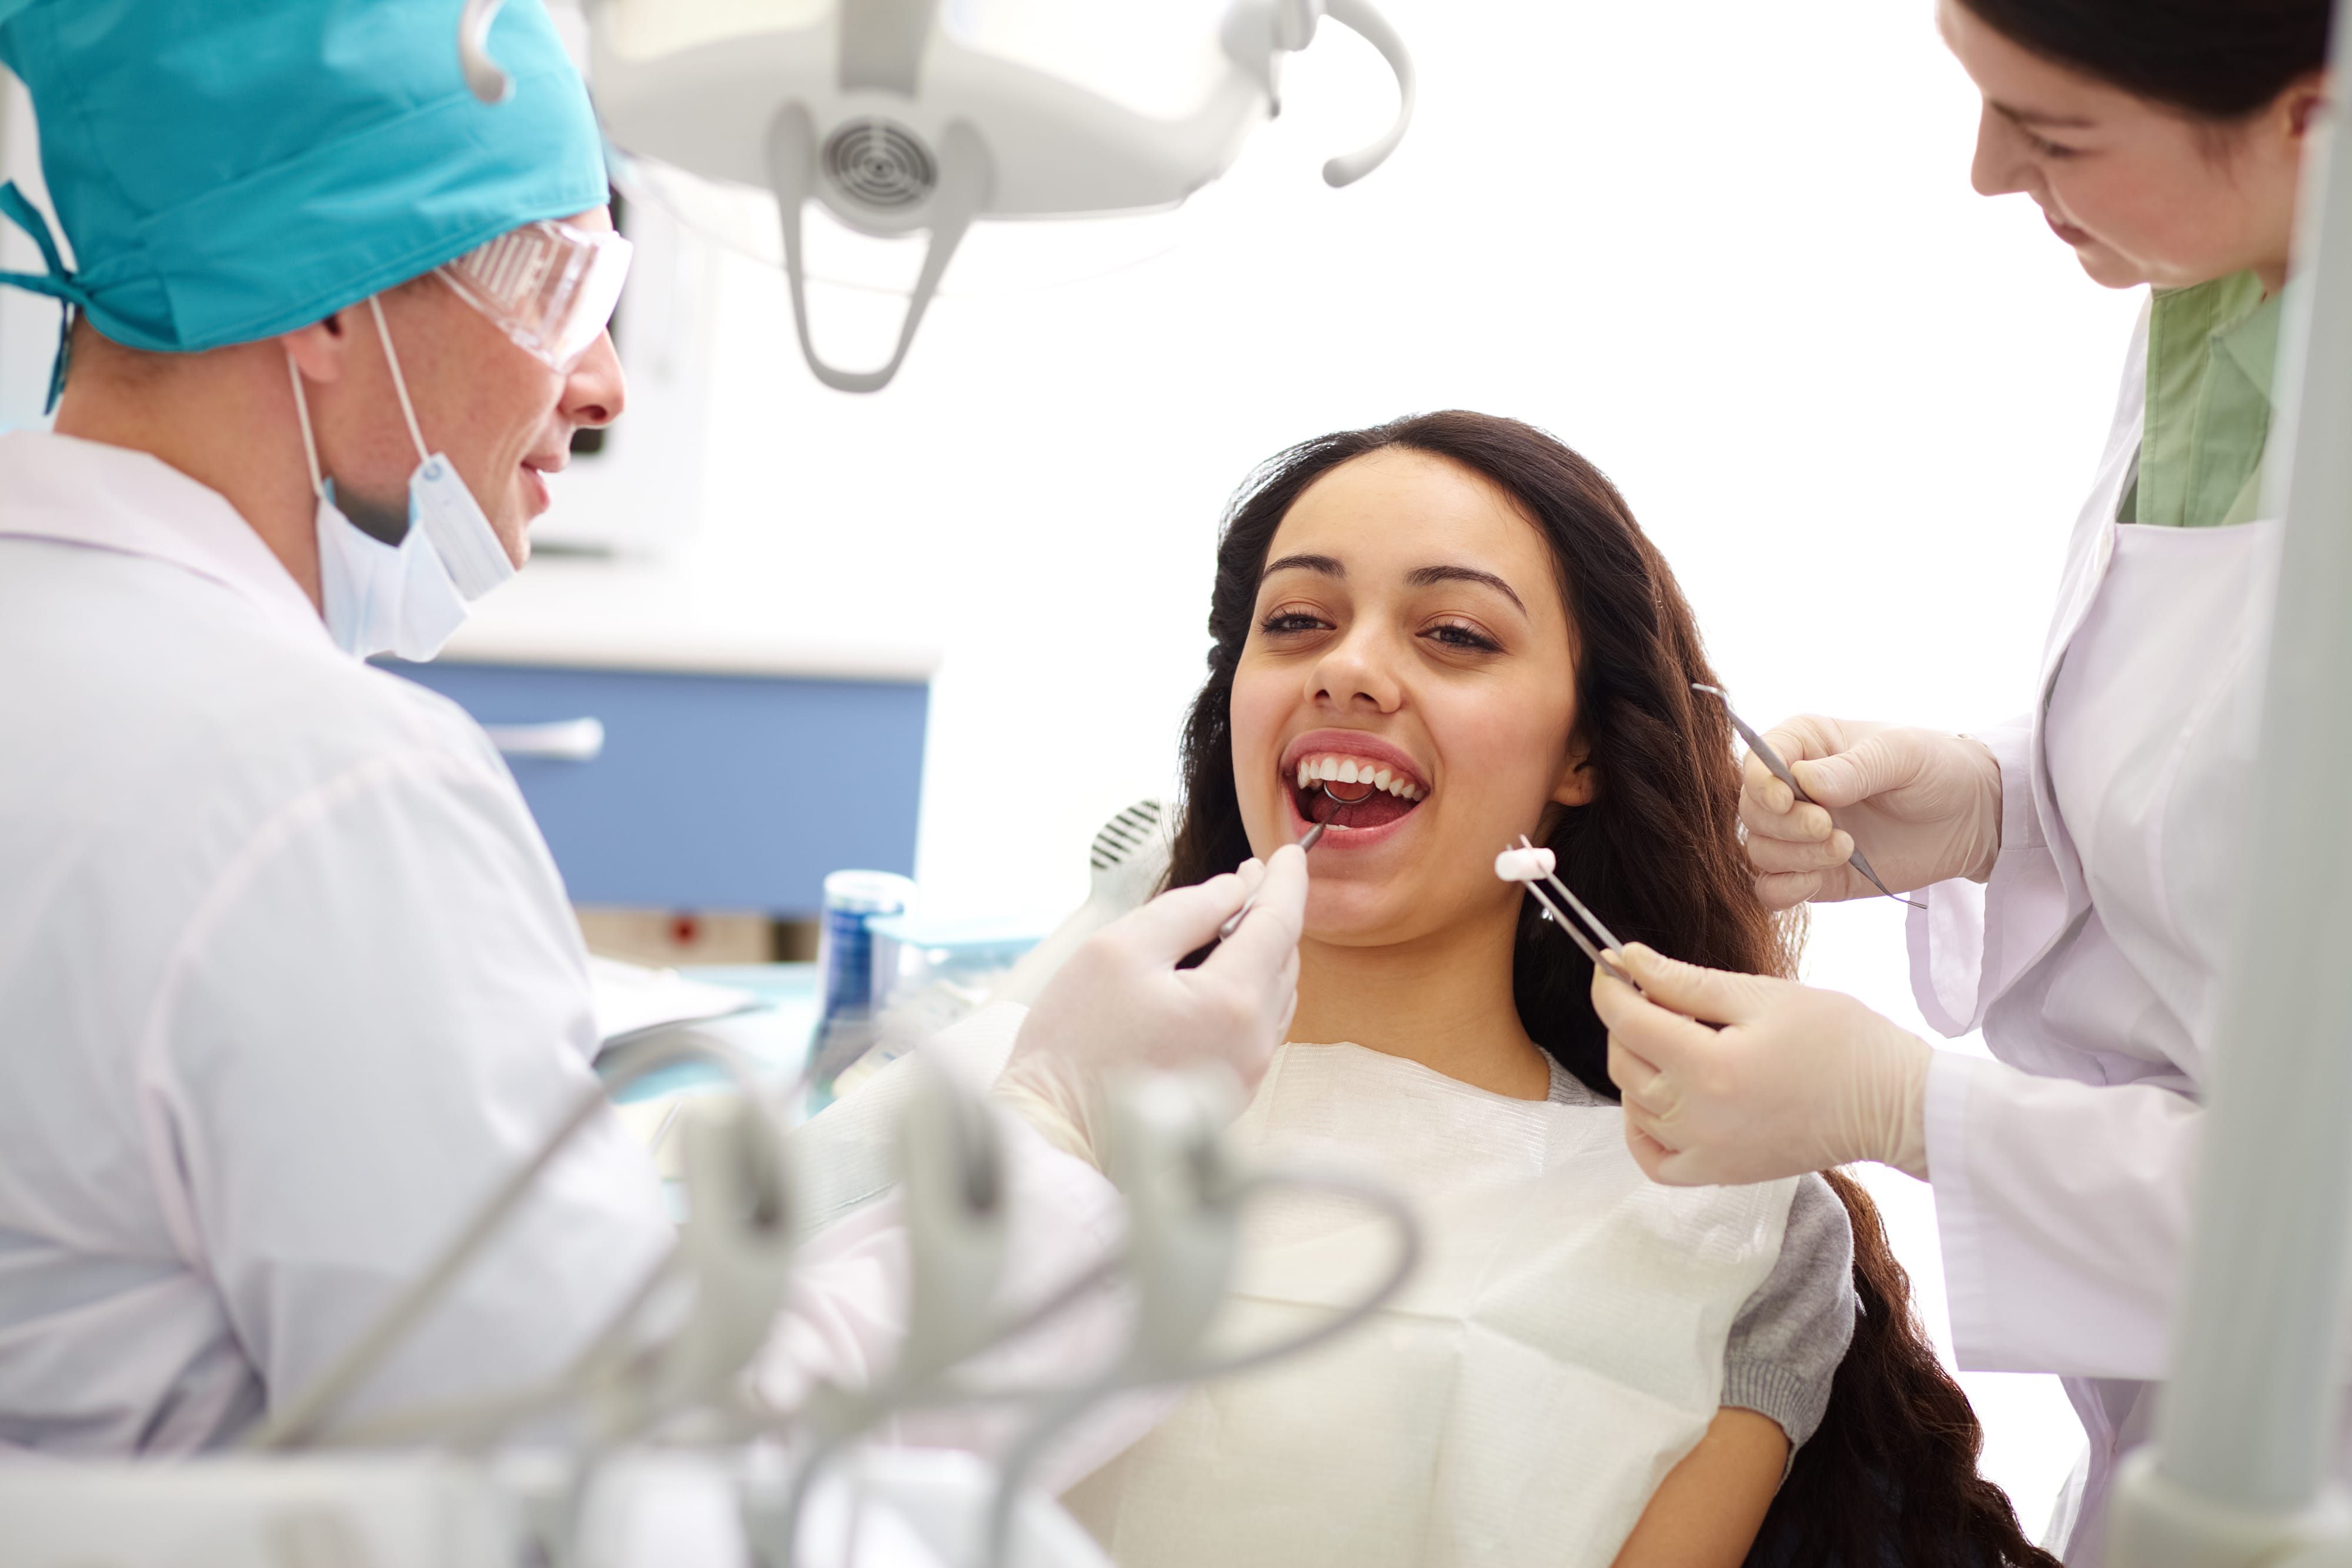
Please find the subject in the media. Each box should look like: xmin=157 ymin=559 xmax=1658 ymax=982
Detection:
xmin=0 ymin=429 xmax=328 ymax=650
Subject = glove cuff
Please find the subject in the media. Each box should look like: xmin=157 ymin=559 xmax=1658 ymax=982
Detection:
xmin=1877 ymin=1034 xmax=1934 ymax=1180
xmin=988 ymin=1073 xmax=1102 ymax=1172
xmin=1955 ymin=732 xmax=2006 ymax=885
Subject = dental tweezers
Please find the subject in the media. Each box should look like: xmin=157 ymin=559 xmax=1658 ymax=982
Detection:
xmin=1506 ymin=836 xmax=1642 ymax=992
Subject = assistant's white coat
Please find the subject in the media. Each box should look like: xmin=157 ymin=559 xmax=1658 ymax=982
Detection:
xmin=1906 ymin=312 xmax=2347 ymax=1564
xmin=0 ymin=431 xmax=1120 ymax=1454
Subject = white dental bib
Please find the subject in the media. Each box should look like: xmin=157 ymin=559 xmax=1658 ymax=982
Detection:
xmin=1063 ymin=1042 xmax=1796 ymax=1568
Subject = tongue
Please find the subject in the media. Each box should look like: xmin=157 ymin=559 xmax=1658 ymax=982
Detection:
xmin=1320 ymin=790 xmax=1414 ymax=830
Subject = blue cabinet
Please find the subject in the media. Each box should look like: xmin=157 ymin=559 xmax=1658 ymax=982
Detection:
xmin=386 ymin=660 xmax=928 ymax=917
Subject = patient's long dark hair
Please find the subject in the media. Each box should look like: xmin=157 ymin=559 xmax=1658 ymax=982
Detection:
xmin=1163 ymin=412 xmax=2057 ymax=1567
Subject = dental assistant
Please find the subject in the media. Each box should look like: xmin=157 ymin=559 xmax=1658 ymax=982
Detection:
xmin=1589 ymin=2 xmax=2331 ymax=1562
xmin=0 ymin=0 xmax=1305 ymax=1454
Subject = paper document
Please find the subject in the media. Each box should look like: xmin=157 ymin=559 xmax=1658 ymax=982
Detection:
xmin=587 ymin=954 xmax=759 ymax=1046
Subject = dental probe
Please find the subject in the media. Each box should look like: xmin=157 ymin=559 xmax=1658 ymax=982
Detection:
xmin=1215 ymin=782 xmax=1362 ymax=941
xmin=1690 ymin=684 xmax=1926 ymax=911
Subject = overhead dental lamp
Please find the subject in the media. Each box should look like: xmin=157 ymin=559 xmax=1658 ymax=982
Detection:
xmin=460 ymin=0 xmax=1414 ymax=391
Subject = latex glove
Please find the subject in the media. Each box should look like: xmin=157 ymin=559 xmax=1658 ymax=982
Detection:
xmin=993 ymin=845 xmax=1308 ymax=1168
xmin=1739 ymin=716 xmax=2001 ymax=911
xmin=1593 ymin=944 xmax=1932 ymax=1185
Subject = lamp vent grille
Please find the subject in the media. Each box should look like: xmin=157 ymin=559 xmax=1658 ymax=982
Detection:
xmin=823 ymin=119 xmax=937 ymax=210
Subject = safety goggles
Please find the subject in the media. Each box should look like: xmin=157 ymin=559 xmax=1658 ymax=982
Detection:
xmin=436 ymin=218 xmax=633 ymax=373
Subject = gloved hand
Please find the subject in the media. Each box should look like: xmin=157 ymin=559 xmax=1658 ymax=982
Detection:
xmin=1739 ymin=716 xmax=2002 ymax=911
xmin=993 ymin=845 xmax=1308 ymax=1169
xmin=1593 ymin=944 xmax=1932 ymax=1185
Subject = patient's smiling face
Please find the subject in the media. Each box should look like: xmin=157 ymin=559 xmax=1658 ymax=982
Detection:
xmin=1230 ymin=448 xmax=1593 ymax=947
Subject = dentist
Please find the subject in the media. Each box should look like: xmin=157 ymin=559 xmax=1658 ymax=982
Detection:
xmin=1591 ymin=1 xmax=2333 ymax=1561
xmin=0 ymin=0 xmax=1304 ymax=1454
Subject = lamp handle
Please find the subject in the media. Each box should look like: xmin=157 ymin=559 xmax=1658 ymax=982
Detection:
xmin=457 ymin=0 xmax=512 ymax=105
xmin=1319 ymin=0 xmax=1415 ymax=188
xmin=766 ymin=108 xmax=993 ymax=393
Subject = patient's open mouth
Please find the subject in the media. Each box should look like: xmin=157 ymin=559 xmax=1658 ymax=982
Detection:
xmin=1289 ymin=750 xmax=1427 ymax=831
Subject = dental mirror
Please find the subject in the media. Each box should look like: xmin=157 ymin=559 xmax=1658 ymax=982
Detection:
xmin=1215 ymin=784 xmax=1354 ymax=942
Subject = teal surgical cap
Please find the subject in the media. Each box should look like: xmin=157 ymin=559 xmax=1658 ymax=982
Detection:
xmin=0 ymin=0 xmax=606 ymax=378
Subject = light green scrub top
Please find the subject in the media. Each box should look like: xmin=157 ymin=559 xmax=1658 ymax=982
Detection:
xmin=2119 ymin=270 xmax=2282 ymax=529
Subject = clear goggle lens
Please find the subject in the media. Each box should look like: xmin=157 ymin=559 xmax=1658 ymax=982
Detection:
xmin=436 ymin=219 xmax=633 ymax=373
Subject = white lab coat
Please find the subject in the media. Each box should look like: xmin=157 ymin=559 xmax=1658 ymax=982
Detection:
xmin=0 ymin=431 xmax=1121 ymax=1456
xmin=1906 ymin=309 xmax=2320 ymax=1562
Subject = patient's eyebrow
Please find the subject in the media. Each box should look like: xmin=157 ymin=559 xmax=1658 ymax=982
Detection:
xmin=1408 ymin=564 xmax=1526 ymax=614
xmin=1262 ymin=553 xmax=1345 ymax=581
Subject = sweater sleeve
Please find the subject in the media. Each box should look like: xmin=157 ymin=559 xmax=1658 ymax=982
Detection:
xmin=1722 ymin=1172 xmax=1856 ymax=1453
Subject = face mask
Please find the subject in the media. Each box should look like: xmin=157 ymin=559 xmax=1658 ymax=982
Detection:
xmin=283 ymin=296 xmax=519 ymax=660
xmin=307 ymin=478 xmax=467 ymax=662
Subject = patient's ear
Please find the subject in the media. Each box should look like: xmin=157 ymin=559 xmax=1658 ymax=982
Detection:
xmin=1551 ymin=733 xmax=1597 ymax=808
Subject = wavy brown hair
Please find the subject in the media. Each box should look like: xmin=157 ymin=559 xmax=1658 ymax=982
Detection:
xmin=1163 ymin=412 xmax=2056 ymax=1567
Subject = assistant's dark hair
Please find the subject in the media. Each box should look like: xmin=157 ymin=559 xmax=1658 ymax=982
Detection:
xmin=1960 ymin=0 xmax=2331 ymax=119
xmin=1164 ymin=412 xmax=2057 ymax=1567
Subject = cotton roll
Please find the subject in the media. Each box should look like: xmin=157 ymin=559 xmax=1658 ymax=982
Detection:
xmin=1494 ymin=846 xmax=1558 ymax=882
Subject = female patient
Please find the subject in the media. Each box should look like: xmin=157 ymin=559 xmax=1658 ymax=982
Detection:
xmin=1058 ymin=413 xmax=2051 ymax=1567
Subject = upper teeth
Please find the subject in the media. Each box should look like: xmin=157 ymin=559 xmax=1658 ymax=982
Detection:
xmin=1295 ymin=754 xmax=1423 ymax=800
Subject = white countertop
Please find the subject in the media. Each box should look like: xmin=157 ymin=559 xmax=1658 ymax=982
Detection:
xmin=439 ymin=555 xmax=942 ymax=683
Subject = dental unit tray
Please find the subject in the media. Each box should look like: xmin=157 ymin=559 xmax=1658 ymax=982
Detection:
xmin=43 ymin=1020 xmax=1421 ymax=1567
